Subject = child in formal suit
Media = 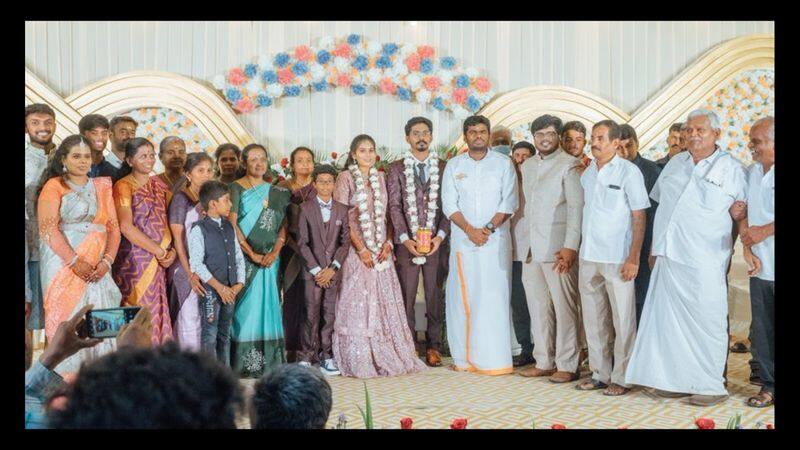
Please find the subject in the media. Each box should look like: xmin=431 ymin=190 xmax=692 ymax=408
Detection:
xmin=188 ymin=180 xmax=245 ymax=366
xmin=296 ymin=165 xmax=350 ymax=375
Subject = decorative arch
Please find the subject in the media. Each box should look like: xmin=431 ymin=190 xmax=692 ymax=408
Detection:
xmin=450 ymin=33 xmax=774 ymax=152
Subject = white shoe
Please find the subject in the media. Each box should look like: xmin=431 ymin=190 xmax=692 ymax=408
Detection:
xmin=298 ymin=361 xmax=312 ymax=368
xmin=320 ymin=358 xmax=340 ymax=376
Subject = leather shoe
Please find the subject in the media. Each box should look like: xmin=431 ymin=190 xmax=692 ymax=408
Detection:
xmin=512 ymin=353 xmax=535 ymax=367
xmin=549 ymin=371 xmax=580 ymax=383
xmin=425 ymin=349 xmax=442 ymax=367
xmin=518 ymin=367 xmax=556 ymax=378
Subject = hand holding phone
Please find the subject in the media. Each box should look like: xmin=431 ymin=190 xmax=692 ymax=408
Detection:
xmin=40 ymin=304 xmax=103 ymax=370
xmin=85 ymin=307 xmax=142 ymax=339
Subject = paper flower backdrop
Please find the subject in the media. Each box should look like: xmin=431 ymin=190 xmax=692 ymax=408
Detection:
xmin=643 ymin=69 xmax=774 ymax=165
xmin=124 ymin=107 xmax=212 ymax=154
xmin=212 ymin=34 xmax=494 ymax=118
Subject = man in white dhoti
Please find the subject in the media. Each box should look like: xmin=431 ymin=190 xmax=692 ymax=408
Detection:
xmin=442 ymin=115 xmax=518 ymax=375
xmin=625 ymin=109 xmax=748 ymax=406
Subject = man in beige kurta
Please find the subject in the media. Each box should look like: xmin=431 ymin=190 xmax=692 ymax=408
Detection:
xmin=518 ymin=115 xmax=585 ymax=383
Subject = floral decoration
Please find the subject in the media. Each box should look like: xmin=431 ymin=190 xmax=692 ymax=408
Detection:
xmin=212 ymin=35 xmax=494 ymax=118
xmin=123 ymin=107 xmax=212 ymax=154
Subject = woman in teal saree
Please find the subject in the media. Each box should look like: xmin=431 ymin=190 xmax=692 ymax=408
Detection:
xmin=229 ymin=144 xmax=291 ymax=378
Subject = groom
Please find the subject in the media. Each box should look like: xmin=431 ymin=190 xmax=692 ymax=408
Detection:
xmin=387 ymin=116 xmax=450 ymax=367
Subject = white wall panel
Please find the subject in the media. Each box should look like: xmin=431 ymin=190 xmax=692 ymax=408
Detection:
xmin=25 ymin=20 xmax=774 ymax=156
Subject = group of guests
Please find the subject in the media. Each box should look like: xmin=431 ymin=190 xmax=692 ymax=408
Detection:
xmin=25 ymin=101 xmax=774 ymax=411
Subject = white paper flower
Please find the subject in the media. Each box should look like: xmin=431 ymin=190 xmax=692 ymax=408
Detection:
xmin=406 ymin=73 xmax=422 ymax=89
xmin=438 ymin=69 xmax=453 ymax=84
xmin=245 ymin=77 xmax=262 ymax=94
xmin=452 ymin=105 xmax=469 ymax=119
xmin=366 ymin=40 xmax=382 ymax=56
xmin=352 ymin=73 xmax=364 ymax=85
xmin=416 ymin=89 xmax=431 ymax=104
xmin=319 ymin=36 xmax=335 ymax=50
xmin=334 ymin=56 xmax=350 ymax=72
xmin=266 ymin=83 xmax=283 ymax=98
xmin=400 ymin=43 xmax=416 ymax=56
xmin=212 ymin=74 xmax=226 ymax=90
xmin=298 ymin=76 xmax=311 ymax=87
xmin=465 ymin=67 xmax=479 ymax=78
xmin=310 ymin=63 xmax=326 ymax=81
xmin=366 ymin=68 xmax=382 ymax=84
xmin=258 ymin=54 xmax=274 ymax=71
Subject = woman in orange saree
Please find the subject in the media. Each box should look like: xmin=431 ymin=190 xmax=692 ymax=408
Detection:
xmin=38 ymin=135 xmax=121 ymax=375
xmin=112 ymin=137 xmax=177 ymax=346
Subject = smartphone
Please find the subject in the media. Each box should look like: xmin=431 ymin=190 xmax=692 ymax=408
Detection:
xmin=85 ymin=307 xmax=141 ymax=339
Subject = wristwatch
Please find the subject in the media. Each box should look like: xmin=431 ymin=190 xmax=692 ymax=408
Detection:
xmin=484 ymin=222 xmax=496 ymax=234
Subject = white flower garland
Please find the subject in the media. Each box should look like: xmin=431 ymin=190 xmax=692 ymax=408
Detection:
xmin=349 ymin=164 xmax=389 ymax=270
xmin=403 ymin=152 xmax=440 ymax=265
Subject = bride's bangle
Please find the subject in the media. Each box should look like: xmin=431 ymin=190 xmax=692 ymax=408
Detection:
xmin=66 ymin=254 xmax=79 ymax=268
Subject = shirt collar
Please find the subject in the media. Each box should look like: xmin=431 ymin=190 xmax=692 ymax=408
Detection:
xmin=411 ymin=152 xmax=434 ymax=165
xmin=692 ymin=146 xmax=723 ymax=167
xmin=317 ymin=196 xmax=332 ymax=206
xmin=536 ymin=149 xmax=561 ymax=161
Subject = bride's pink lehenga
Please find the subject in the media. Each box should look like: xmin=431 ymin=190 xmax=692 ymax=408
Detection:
xmin=331 ymin=169 xmax=427 ymax=378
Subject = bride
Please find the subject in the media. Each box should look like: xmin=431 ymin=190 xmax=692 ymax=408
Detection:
xmin=331 ymin=134 xmax=427 ymax=378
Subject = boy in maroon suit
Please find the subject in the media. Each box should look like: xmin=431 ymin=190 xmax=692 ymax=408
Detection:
xmin=297 ymin=164 xmax=350 ymax=375
xmin=386 ymin=117 xmax=451 ymax=367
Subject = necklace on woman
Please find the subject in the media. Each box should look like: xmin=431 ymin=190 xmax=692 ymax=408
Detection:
xmin=403 ymin=152 xmax=440 ymax=265
xmin=349 ymin=164 xmax=389 ymax=271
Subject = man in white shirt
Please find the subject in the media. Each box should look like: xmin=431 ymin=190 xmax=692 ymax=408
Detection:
xmin=25 ymin=103 xmax=57 ymax=333
xmin=625 ymin=109 xmax=748 ymax=406
xmin=442 ymin=115 xmax=518 ymax=375
xmin=575 ymin=120 xmax=649 ymax=396
xmin=517 ymin=115 xmax=585 ymax=383
xmin=105 ymin=116 xmax=139 ymax=169
xmin=740 ymin=116 xmax=775 ymax=408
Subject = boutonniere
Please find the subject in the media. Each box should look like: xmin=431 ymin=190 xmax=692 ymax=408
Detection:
xmin=263 ymin=197 xmax=270 ymax=209
xmin=455 ymin=173 xmax=467 ymax=181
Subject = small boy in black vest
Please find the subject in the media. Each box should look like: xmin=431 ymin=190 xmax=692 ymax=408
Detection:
xmin=188 ymin=180 xmax=245 ymax=366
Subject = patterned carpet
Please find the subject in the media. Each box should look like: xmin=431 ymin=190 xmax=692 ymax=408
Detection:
xmin=237 ymin=352 xmax=773 ymax=429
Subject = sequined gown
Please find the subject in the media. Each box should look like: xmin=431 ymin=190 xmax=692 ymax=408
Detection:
xmin=332 ymin=170 xmax=426 ymax=378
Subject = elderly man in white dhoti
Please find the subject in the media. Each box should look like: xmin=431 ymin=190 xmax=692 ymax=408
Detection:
xmin=625 ymin=109 xmax=748 ymax=406
xmin=442 ymin=115 xmax=519 ymax=375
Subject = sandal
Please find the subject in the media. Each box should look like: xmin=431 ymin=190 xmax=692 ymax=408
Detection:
xmin=746 ymin=390 xmax=774 ymax=408
xmin=603 ymin=383 xmax=631 ymax=396
xmin=575 ymin=379 xmax=608 ymax=391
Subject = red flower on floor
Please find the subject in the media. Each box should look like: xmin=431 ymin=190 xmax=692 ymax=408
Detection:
xmin=400 ymin=417 xmax=413 ymax=429
xmin=551 ymin=423 xmax=567 ymax=429
xmin=450 ymin=418 xmax=468 ymax=429
xmin=766 ymin=423 xmax=774 ymax=430
xmin=695 ymin=418 xmax=715 ymax=429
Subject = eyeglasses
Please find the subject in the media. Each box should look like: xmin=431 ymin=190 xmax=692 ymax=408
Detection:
xmin=411 ymin=131 xmax=431 ymax=138
xmin=533 ymin=131 xmax=558 ymax=139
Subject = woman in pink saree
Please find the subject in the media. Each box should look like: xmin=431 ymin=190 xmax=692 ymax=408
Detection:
xmin=112 ymin=137 xmax=176 ymax=346
xmin=38 ymin=135 xmax=121 ymax=375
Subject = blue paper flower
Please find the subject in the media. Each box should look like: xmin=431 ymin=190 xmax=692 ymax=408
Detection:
xmin=292 ymin=62 xmax=309 ymax=76
xmin=440 ymin=56 xmax=456 ymax=70
xmin=347 ymin=34 xmax=361 ymax=45
xmin=420 ymin=58 xmax=434 ymax=74
xmin=226 ymin=88 xmax=242 ymax=103
xmin=382 ymin=43 xmax=398 ymax=56
xmin=352 ymin=55 xmax=368 ymax=72
xmin=256 ymin=94 xmax=273 ymax=107
xmin=261 ymin=70 xmax=278 ymax=84
xmin=244 ymin=64 xmax=258 ymax=78
xmin=275 ymin=53 xmax=291 ymax=68
xmin=397 ymin=87 xmax=411 ymax=101
xmin=456 ymin=74 xmax=471 ymax=89
xmin=351 ymin=84 xmax=367 ymax=95
xmin=466 ymin=95 xmax=481 ymax=112
xmin=316 ymin=50 xmax=332 ymax=65
xmin=432 ymin=97 xmax=447 ymax=111
xmin=284 ymin=86 xmax=301 ymax=97
xmin=312 ymin=81 xmax=327 ymax=92
xmin=376 ymin=55 xmax=393 ymax=69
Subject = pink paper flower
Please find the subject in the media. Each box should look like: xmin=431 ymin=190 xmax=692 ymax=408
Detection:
xmin=452 ymin=88 xmax=468 ymax=105
xmin=405 ymin=53 xmax=421 ymax=72
xmin=474 ymin=77 xmax=491 ymax=93
xmin=417 ymin=45 xmax=435 ymax=59
xmin=423 ymin=76 xmax=442 ymax=91
xmin=227 ymin=68 xmax=246 ymax=86
xmin=337 ymin=74 xmax=352 ymax=87
xmin=294 ymin=45 xmax=313 ymax=61
xmin=278 ymin=68 xmax=295 ymax=85
xmin=380 ymin=78 xmax=397 ymax=94
xmin=332 ymin=43 xmax=352 ymax=58
xmin=235 ymin=97 xmax=255 ymax=113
